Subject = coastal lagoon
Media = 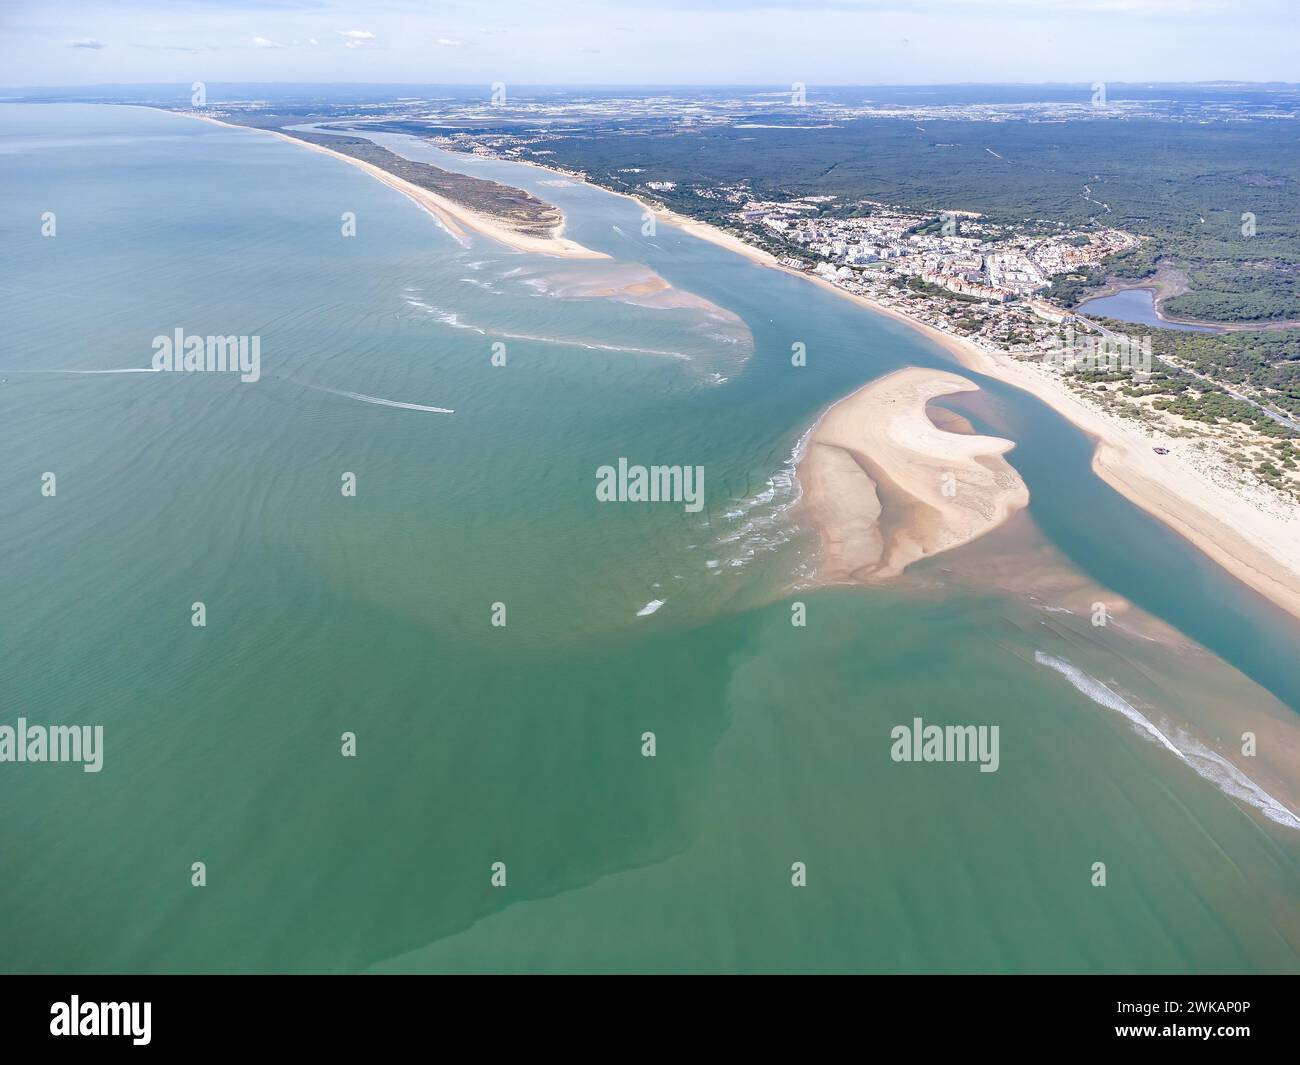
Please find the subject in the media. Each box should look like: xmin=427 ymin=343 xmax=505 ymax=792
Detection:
xmin=2 ymin=104 xmax=1298 ymax=973
xmin=1077 ymin=287 xmax=1217 ymax=333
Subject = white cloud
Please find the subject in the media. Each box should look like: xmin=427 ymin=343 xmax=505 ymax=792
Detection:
xmin=336 ymin=30 xmax=375 ymax=49
xmin=8 ymin=0 xmax=1294 ymax=86
xmin=251 ymin=37 xmax=282 ymax=49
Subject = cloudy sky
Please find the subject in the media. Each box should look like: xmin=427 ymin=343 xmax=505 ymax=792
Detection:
xmin=2 ymin=0 xmax=1297 ymax=87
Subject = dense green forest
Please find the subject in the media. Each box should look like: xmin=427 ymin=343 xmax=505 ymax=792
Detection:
xmin=462 ymin=115 xmax=1300 ymax=321
xmin=1140 ymin=324 xmax=1300 ymax=418
xmin=369 ymin=109 xmax=1300 ymax=423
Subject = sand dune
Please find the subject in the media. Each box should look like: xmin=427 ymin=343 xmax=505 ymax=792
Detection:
xmin=800 ymin=367 xmax=1029 ymax=582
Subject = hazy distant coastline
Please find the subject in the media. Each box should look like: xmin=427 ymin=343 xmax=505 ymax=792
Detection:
xmin=170 ymin=110 xmax=608 ymax=259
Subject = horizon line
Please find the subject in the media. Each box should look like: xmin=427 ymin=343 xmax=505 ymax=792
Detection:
xmin=5 ymin=79 xmax=1300 ymax=92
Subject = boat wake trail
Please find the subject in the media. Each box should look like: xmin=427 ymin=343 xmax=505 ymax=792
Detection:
xmin=0 ymin=367 xmax=162 ymax=374
xmin=300 ymin=382 xmax=454 ymax=414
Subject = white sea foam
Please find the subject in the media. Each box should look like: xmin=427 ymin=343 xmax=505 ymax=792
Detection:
xmin=1034 ymin=652 xmax=1300 ymax=830
xmin=705 ymin=332 xmax=742 ymax=346
xmin=1172 ymin=729 xmax=1300 ymax=830
xmin=497 ymin=332 xmax=688 ymax=358
xmin=437 ymin=311 xmax=484 ymax=333
xmin=410 ymin=301 xmax=691 ymax=358
xmin=423 ymin=211 xmax=470 ymax=248
xmin=711 ymin=425 xmax=813 ymax=570
xmin=1034 ymin=652 xmax=1184 ymax=758
xmin=1111 ymin=620 xmax=1160 ymax=643
xmin=404 ymin=299 xmax=488 ymax=334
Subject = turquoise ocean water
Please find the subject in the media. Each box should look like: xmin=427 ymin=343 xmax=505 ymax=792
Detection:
xmin=1 ymin=104 xmax=1297 ymax=973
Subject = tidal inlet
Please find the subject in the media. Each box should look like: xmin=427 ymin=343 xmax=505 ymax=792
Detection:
xmin=1 ymin=95 xmax=1298 ymax=981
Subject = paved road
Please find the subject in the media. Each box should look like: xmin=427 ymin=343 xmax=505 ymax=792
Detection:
xmin=1075 ymin=315 xmax=1300 ymax=433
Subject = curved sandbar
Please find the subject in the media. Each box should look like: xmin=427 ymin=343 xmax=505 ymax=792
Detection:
xmin=800 ymin=367 xmax=1028 ymax=582
xmin=173 ymin=112 xmax=607 ymax=260
xmin=520 ymin=164 xmax=1300 ymax=621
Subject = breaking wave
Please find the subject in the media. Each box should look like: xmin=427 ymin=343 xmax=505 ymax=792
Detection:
xmin=1034 ymin=652 xmax=1300 ymax=830
xmin=403 ymin=298 xmax=693 ymax=358
xmin=711 ymin=425 xmax=813 ymax=573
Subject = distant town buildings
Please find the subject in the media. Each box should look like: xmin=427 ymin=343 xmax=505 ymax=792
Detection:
xmin=701 ymin=192 xmax=1138 ymax=350
xmin=431 ymin=122 xmax=1142 ymax=369
xmin=1027 ymin=299 xmax=1076 ymax=324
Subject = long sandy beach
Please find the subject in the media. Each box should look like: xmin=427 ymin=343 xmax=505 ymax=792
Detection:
xmin=174 ymin=112 xmax=608 ymax=260
xmin=171 ymin=112 xmax=1300 ymax=620
xmin=644 ymin=203 xmax=1300 ymax=620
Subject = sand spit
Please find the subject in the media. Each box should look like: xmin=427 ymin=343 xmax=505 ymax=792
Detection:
xmin=171 ymin=112 xmax=607 ymax=260
xmin=165 ymin=116 xmax=1300 ymax=618
xmin=800 ymin=367 xmax=1029 ymax=582
xmin=623 ymin=195 xmax=1300 ymax=621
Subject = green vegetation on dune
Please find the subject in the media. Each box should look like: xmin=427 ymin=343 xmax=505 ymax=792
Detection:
xmin=228 ymin=120 xmax=565 ymax=237
xmin=1145 ymin=325 xmax=1300 ymax=420
xmin=1079 ymin=315 xmax=1300 ymax=434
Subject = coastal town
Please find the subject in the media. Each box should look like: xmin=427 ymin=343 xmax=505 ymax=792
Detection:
xmin=6 ymin=14 xmax=1300 ymax=991
xmin=423 ymin=125 xmax=1300 ymax=514
xmin=705 ymin=188 xmax=1300 ymax=510
xmin=436 ymin=127 xmax=1136 ymax=351
xmin=160 ymin=98 xmax=1300 ymax=516
xmin=716 ymin=191 xmax=1139 ymax=344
